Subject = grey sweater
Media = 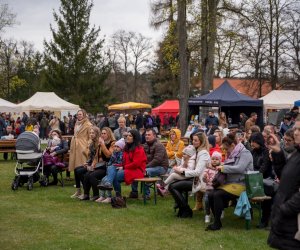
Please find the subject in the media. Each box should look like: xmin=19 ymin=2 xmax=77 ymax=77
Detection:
xmin=223 ymin=146 xmax=254 ymax=185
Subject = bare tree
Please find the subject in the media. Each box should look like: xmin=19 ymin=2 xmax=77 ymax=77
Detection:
xmin=0 ymin=4 xmax=17 ymax=34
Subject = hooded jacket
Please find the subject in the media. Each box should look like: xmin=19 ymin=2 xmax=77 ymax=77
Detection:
xmin=166 ymin=129 xmax=185 ymax=160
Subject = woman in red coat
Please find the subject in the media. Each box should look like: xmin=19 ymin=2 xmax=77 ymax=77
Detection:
xmin=113 ymin=129 xmax=147 ymax=195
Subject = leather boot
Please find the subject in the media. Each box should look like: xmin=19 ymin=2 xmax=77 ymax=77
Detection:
xmin=192 ymin=191 xmax=203 ymax=211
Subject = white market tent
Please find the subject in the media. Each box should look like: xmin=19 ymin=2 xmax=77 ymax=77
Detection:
xmin=16 ymin=92 xmax=80 ymax=111
xmin=260 ymin=90 xmax=300 ymax=110
xmin=0 ymin=98 xmax=18 ymax=112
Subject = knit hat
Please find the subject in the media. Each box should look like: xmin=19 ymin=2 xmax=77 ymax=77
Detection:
xmin=182 ymin=145 xmax=196 ymax=157
xmin=208 ymin=135 xmax=216 ymax=148
xmin=211 ymin=151 xmax=222 ymax=160
xmin=115 ymin=138 xmax=125 ymax=150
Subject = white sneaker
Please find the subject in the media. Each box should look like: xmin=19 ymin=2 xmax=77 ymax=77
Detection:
xmin=221 ymin=211 xmax=225 ymax=219
xmin=205 ymin=215 xmax=211 ymax=223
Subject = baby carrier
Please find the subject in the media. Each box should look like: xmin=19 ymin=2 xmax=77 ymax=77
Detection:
xmin=11 ymin=132 xmax=46 ymax=190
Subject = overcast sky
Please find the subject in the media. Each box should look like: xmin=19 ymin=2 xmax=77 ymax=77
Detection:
xmin=3 ymin=0 xmax=164 ymax=52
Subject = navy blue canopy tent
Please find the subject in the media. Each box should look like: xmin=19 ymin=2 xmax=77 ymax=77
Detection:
xmin=188 ymin=80 xmax=264 ymax=127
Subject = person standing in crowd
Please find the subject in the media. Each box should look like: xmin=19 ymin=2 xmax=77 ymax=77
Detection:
xmin=245 ymin=112 xmax=258 ymax=132
xmin=143 ymin=112 xmax=154 ymax=129
xmin=155 ymin=115 xmax=161 ymax=133
xmin=113 ymin=116 xmax=131 ymax=140
xmin=69 ymin=109 xmax=92 ymax=197
xmin=268 ymin=116 xmax=300 ymax=249
xmin=107 ymin=112 xmax=117 ymax=132
xmin=279 ymin=113 xmax=294 ymax=137
xmin=239 ymin=113 xmax=248 ymax=130
xmin=49 ymin=115 xmax=60 ymax=131
xmin=21 ymin=112 xmax=28 ymax=125
xmin=205 ymin=111 xmax=219 ymax=130
xmin=68 ymin=114 xmax=75 ymax=135
xmin=135 ymin=110 xmax=144 ymax=130
xmin=0 ymin=113 xmax=6 ymax=138
xmin=218 ymin=112 xmax=228 ymax=129
xmin=39 ymin=115 xmax=49 ymax=140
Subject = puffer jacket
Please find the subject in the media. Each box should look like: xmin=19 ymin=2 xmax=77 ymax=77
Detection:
xmin=144 ymin=138 xmax=169 ymax=169
xmin=166 ymin=129 xmax=185 ymax=160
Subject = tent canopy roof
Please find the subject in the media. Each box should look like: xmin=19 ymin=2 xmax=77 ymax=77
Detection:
xmin=16 ymin=92 xmax=79 ymax=111
xmin=108 ymin=102 xmax=151 ymax=111
xmin=152 ymin=100 xmax=179 ymax=113
xmin=189 ymin=80 xmax=263 ymax=107
xmin=260 ymin=90 xmax=300 ymax=109
xmin=0 ymin=98 xmax=18 ymax=112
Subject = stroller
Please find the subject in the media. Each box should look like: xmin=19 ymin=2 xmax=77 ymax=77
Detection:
xmin=11 ymin=131 xmax=47 ymax=190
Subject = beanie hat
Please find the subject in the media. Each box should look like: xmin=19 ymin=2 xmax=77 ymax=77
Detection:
xmin=211 ymin=151 xmax=222 ymax=160
xmin=208 ymin=135 xmax=216 ymax=148
xmin=115 ymin=138 xmax=125 ymax=150
xmin=183 ymin=145 xmax=196 ymax=157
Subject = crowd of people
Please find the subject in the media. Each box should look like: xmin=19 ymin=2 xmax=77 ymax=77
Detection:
xmin=3 ymin=106 xmax=300 ymax=249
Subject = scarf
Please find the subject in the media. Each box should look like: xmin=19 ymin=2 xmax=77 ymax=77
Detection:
xmin=224 ymin=142 xmax=245 ymax=164
xmin=74 ymin=117 xmax=87 ymax=134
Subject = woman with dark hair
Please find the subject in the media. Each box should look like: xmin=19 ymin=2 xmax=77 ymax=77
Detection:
xmin=112 ymin=129 xmax=147 ymax=196
xmin=206 ymin=133 xmax=253 ymax=230
xmin=44 ymin=129 xmax=69 ymax=185
xmin=168 ymin=132 xmax=210 ymax=218
xmin=79 ymin=127 xmax=115 ymax=201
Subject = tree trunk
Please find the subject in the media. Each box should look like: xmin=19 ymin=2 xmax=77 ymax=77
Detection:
xmin=201 ymin=0 xmax=218 ymax=94
xmin=177 ymin=0 xmax=189 ymax=133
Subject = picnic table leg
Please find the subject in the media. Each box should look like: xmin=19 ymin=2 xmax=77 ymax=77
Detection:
xmin=142 ymin=182 xmax=146 ymax=205
xmin=153 ymin=182 xmax=157 ymax=205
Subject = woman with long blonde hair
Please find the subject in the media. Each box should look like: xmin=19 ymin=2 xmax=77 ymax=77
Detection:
xmin=168 ymin=132 xmax=210 ymax=218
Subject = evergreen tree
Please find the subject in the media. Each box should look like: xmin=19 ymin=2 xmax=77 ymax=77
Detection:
xmin=43 ymin=0 xmax=111 ymax=113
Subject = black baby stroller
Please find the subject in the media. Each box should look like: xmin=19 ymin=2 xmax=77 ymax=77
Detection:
xmin=11 ymin=131 xmax=47 ymax=190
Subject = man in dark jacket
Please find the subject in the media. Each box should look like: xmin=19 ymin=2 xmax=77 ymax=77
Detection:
xmin=267 ymin=118 xmax=300 ymax=249
xmin=205 ymin=111 xmax=219 ymax=130
xmin=135 ymin=110 xmax=143 ymax=130
xmin=130 ymin=128 xmax=169 ymax=199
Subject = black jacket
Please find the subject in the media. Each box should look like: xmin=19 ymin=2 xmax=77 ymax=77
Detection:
xmin=251 ymin=146 xmax=273 ymax=178
xmin=268 ymin=147 xmax=300 ymax=249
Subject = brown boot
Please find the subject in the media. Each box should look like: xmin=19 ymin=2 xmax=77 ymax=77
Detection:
xmin=192 ymin=191 xmax=203 ymax=211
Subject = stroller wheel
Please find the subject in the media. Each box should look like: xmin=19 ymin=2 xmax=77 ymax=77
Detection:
xmin=27 ymin=177 xmax=33 ymax=191
xmin=11 ymin=180 xmax=18 ymax=191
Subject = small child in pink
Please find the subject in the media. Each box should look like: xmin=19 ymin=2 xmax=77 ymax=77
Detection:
xmin=157 ymin=145 xmax=196 ymax=197
xmin=203 ymin=151 xmax=221 ymax=223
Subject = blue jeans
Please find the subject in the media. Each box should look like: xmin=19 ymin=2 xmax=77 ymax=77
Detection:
xmin=113 ymin=170 xmax=125 ymax=195
xmin=204 ymin=191 xmax=213 ymax=215
xmin=102 ymin=165 xmax=118 ymax=185
xmin=131 ymin=166 xmax=166 ymax=196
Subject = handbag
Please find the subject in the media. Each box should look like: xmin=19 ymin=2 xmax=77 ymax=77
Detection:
xmin=212 ymin=171 xmax=227 ymax=189
xmin=263 ymin=177 xmax=279 ymax=196
xmin=245 ymin=171 xmax=266 ymax=198
xmin=94 ymin=162 xmax=107 ymax=170
xmin=111 ymin=196 xmax=127 ymax=209
xmin=192 ymin=175 xmax=206 ymax=193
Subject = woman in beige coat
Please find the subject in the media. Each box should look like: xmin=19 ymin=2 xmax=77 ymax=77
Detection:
xmin=69 ymin=109 xmax=92 ymax=197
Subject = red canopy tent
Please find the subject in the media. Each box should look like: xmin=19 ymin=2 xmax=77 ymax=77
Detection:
xmin=152 ymin=100 xmax=179 ymax=126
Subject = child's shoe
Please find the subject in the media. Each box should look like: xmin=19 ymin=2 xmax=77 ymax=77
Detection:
xmin=157 ymin=187 xmax=168 ymax=197
xmin=205 ymin=215 xmax=211 ymax=223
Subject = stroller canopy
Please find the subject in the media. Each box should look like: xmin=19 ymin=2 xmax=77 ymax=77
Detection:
xmin=16 ymin=132 xmax=40 ymax=152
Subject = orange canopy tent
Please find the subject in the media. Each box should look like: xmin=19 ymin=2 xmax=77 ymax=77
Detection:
xmin=152 ymin=100 xmax=179 ymax=125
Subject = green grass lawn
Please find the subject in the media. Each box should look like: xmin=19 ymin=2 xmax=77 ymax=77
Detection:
xmin=0 ymin=159 xmax=271 ymax=250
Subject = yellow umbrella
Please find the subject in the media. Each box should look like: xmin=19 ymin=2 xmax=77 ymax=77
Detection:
xmin=108 ymin=102 xmax=152 ymax=111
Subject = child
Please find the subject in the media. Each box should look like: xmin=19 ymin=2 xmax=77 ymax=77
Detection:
xmin=157 ymin=145 xmax=196 ymax=197
xmin=96 ymin=138 xmax=125 ymax=203
xmin=203 ymin=151 xmax=221 ymax=223
xmin=43 ymin=134 xmax=62 ymax=166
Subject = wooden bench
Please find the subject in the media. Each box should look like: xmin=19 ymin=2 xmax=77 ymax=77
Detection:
xmin=0 ymin=139 xmax=17 ymax=160
xmin=134 ymin=177 xmax=161 ymax=205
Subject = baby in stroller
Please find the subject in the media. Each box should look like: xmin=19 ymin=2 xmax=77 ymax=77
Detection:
xmin=12 ymin=131 xmax=45 ymax=190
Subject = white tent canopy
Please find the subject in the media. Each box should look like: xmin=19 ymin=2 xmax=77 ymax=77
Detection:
xmin=260 ymin=90 xmax=300 ymax=110
xmin=0 ymin=98 xmax=19 ymax=112
xmin=16 ymin=92 xmax=80 ymax=111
